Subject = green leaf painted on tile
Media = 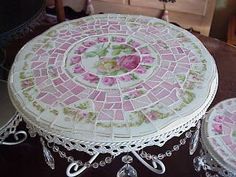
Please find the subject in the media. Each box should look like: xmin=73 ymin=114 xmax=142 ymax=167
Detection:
xmin=232 ymin=130 xmax=236 ymax=137
xmin=47 ymin=30 xmax=57 ymax=37
xmin=112 ymin=49 xmax=121 ymax=56
xmin=97 ymin=48 xmax=108 ymax=57
xmin=183 ymin=91 xmax=195 ymax=104
xmin=123 ymin=48 xmax=133 ymax=54
xmin=85 ymin=51 xmax=97 ymax=58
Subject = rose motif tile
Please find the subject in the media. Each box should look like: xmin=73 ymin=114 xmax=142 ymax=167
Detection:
xmin=203 ymin=98 xmax=236 ymax=173
xmin=8 ymin=14 xmax=217 ymax=142
xmin=64 ymin=34 xmax=158 ymax=89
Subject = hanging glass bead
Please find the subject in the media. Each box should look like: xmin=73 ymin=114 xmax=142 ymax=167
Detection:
xmin=193 ymin=156 xmax=203 ymax=172
xmin=189 ymin=129 xmax=200 ymax=155
xmin=122 ymin=155 xmax=133 ymax=164
xmin=92 ymin=162 xmax=99 ymax=168
xmin=105 ymin=157 xmax=112 ymax=164
xmin=117 ymin=164 xmax=138 ymax=177
xmin=41 ymin=138 xmax=55 ymax=170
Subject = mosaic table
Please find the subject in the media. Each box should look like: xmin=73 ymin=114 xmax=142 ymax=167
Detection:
xmin=8 ymin=14 xmax=218 ymax=176
xmin=194 ymin=98 xmax=236 ymax=177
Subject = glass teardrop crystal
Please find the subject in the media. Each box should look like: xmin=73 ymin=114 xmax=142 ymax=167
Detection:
xmin=189 ymin=129 xmax=199 ymax=155
xmin=43 ymin=144 xmax=55 ymax=170
xmin=117 ymin=164 xmax=138 ymax=177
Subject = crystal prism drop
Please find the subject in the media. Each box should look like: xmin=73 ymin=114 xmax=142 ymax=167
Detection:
xmin=41 ymin=139 xmax=55 ymax=170
xmin=43 ymin=145 xmax=55 ymax=169
xmin=189 ymin=129 xmax=199 ymax=155
xmin=117 ymin=164 xmax=138 ymax=177
xmin=193 ymin=156 xmax=203 ymax=172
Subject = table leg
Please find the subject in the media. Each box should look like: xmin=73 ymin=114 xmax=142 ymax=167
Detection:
xmin=55 ymin=0 xmax=65 ymax=22
xmin=1 ymin=131 xmax=27 ymax=145
xmin=0 ymin=113 xmax=27 ymax=145
xmin=132 ymin=151 xmax=166 ymax=174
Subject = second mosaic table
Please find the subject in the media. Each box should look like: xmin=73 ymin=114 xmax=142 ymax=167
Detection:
xmin=8 ymin=14 xmax=218 ymax=176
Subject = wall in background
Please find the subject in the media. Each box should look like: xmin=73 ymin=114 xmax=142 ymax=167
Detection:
xmin=47 ymin=0 xmax=236 ymax=41
xmin=210 ymin=0 xmax=236 ymax=41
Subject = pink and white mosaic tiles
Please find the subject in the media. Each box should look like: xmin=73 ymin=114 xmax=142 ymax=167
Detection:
xmin=203 ymin=98 xmax=236 ymax=173
xmin=9 ymin=14 xmax=217 ymax=142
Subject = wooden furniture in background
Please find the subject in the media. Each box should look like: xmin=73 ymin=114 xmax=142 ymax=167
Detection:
xmin=55 ymin=0 xmax=65 ymax=22
xmin=49 ymin=0 xmax=216 ymax=36
xmin=92 ymin=0 xmax=216 ymax=36
xmin=48 ymin=0 xmax=86 ymax=22
xmin=227 ymin=16 xmax=236 ymax=46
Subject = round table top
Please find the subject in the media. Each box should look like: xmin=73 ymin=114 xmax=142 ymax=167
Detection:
xmin=0 ymin=80 xmax=16 ymax=129
xmin=8 ymin=14 xmax=218 ymax=153
xmin=202 ymin=98 xmax=236 ymax=174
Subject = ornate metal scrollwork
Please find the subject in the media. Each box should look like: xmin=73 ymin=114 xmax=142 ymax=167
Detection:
xmin=0 ymin=113 xmax=27 ymax=145
xmin=132 ymin=151 xmax=166 ymax=174
xmin=66 ymin=153 xmax=99 ymax=177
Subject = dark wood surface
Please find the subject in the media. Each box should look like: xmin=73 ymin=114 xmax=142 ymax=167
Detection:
xmin=1 ymin=23 xmax=236 ymax=177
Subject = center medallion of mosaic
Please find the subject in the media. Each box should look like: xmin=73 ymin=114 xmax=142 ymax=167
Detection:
xmin=65 ymin=34 xmax=158 ymax=89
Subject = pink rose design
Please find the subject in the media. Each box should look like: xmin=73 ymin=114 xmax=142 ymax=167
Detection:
xmin=139 ymin=47 xmax=150 ymax=54
xmin=128 ymin=40 xmax=141 ymax=48
xmin=83 ymin=41 xmax=96 ymax=47
xmin=213 ymin=123 xmax=222 ymax=134
xmin=97 ymin=37 xmax=108 ymax=43
xmin=119 ymin=75 xmax=132 ymax=82
xmin=142 ymin=56 xmax=154 ymax=64
xmin=71 ymin=56 xmax=81 ymax=64
xmin=134 ymin=65 xmax=147 ymax=74
xmin=83 ymin=73 xmax=99 ymax=83
xmin=147 ymin=111 xmax=158 ymax=120
xmin=113 ymin=37 xmax=125 ymax=43
xmin=76 ymin=46 xmax=87 ymax=54
xmin=118 ymin=55 xmax=140 ymax=71
xmin=21 ymin=79 xmax=33 ymax=89
xmin=74 ymin=65 xmax=85 ymax=74
xmin=214 ymin=116 xmax=224 ymax=123
xmin=102 ymin=77 xmax=116 ymax=86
